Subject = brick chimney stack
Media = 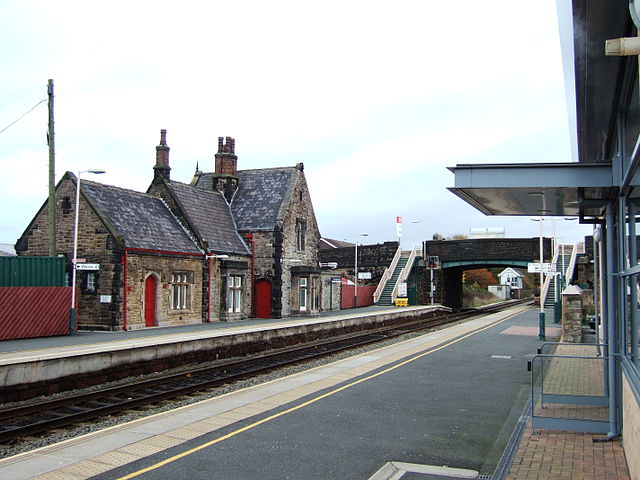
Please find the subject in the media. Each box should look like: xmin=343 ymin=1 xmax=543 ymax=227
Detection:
xmin=211 ymin=136 xmax=238 ymax=202
xmin=154 ymin=129 xmax=171 ymax=181
xmin=215 ymin=136 xmax=237 ymax=175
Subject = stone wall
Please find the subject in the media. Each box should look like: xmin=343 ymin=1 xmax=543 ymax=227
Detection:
xmin=126 ymin=253 xmax=203 ymax=329
xmin=319 ymin=241 xmax=399 ymax=285
xmin=424 ymin=238 xmax=552 ymax=262
xmin=623 ymin=374 xmax=640 ymax=480
xmin=16 ymin=177 xmax=122 ymax=330
xmin=320 ymin=272 xmax=341 ymax=312
xmin=561 ymin=286 xmax=583 ymax=342
xmin=245 ymin=170 xmax=321 ymax=318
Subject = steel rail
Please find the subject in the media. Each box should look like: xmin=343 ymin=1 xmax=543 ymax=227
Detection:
xmin=0 ymin=299 xmax=530 ymax=444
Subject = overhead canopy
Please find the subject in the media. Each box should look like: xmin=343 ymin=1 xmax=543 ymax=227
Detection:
xmin=447 ymin=162 xmax=615 ymax=219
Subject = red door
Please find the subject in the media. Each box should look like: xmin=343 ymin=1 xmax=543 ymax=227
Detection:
xmin=144 ymin=276 xmax=156 ymax=327
xmin=255 ymin=279 xmax=272 ymax=319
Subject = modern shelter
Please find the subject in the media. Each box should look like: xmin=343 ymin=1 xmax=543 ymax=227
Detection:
xmin=447 ymin=2 xmax=640 ymax=476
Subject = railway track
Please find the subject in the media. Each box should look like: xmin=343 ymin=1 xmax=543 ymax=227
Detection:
xmin=0 ymin=299 xmax=530 ymax=445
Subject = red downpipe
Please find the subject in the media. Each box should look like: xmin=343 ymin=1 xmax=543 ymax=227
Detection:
xmin=123 ymin=248 xmax=129 ymax=331
xmin=247 ymin=233 xmax=255 ymax=317
xmin=207 ymin=255 xmax=212 ymax=322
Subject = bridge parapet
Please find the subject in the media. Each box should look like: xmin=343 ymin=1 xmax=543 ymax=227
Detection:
xmin=423 ymin=237 xmax=552 ymax=264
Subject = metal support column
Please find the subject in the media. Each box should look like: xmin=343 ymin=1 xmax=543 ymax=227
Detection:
xmin=629 ymin=201 xmax=639 ymax=367
xmin=605 ymin=202 xmax=620 ymax=438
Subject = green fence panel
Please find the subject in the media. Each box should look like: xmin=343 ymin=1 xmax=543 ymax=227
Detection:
xmin=0 ymin=256 xmax=66 ymax=287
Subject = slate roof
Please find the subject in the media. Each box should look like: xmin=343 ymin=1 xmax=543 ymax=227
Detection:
xmin=207 ymin=167 xmax=298 ymax=231
xmin=167 ymin=181 xmax=249 ymax=255
xmin=320 ymin=238 xmax=354 ymax=249
xmin=81 ymin=180 xmax=200 ymax=254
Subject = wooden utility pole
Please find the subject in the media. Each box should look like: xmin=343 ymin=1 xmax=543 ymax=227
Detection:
xmin=47 ymin=79 xmax=56 ymax=256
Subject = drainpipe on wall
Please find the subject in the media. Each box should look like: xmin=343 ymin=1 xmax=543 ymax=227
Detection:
xmin=207 ymin=254 xmax=212 ymax=322
xmin=123 ymin=248 xmax=129 ymax=331
xmin=247 ymin=233 xmax=255 ymax=317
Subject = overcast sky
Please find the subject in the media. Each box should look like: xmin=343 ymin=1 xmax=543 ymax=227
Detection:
xmin=0 ymin=0 xmax=592 ymax=251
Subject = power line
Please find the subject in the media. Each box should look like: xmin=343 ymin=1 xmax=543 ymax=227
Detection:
xmin=0 ymin=99 xmax=46 ymax=135
xmin=0 ymin=85 xmax=43 ymax=105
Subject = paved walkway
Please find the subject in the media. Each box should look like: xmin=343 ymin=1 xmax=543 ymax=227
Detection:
xmin=0 ymin=305 xmax=633 ymax=479
xmin=507 ymin=426 xmax=629 ymax=480
xmin=506 ymin=343 xmax=630 ymax=480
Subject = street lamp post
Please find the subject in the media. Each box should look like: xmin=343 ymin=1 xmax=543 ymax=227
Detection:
xmin=70 ymin=169 xmax=105 ymax=335
xmin=532 ymin=217 xmax=546 ymax=340
xmin=354 ymin=233 xmax=369 ymax=308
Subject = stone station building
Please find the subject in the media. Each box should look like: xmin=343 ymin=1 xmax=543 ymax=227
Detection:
xmin=16 ymin=131 xmax=324 ymax=330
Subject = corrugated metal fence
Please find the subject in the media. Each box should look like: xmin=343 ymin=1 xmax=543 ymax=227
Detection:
xmin=0 ymin=256 xmax=66 ymax=286
xmin=0 ymin=287 xmax=71 ymax=340
xmin=0 ymin=257 xmax=71 ymax=340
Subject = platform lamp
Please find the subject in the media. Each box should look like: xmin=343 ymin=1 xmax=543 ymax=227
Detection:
xmin=70 ymin=169 xmax=105 ymax=335
xmin=354 ymin=233 xmax=369 ymax=308
xmin=531 ymin=217 xmax=546 ymax=340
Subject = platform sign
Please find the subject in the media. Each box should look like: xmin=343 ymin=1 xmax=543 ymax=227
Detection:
xmin=331 ymin=277 xmax=342 ymax=283
xmin=527 ymin=262 xmax=552 ymax=274
xmin=358 ymin=271 xmax=372 ymax=280
xmin=75 ymin=263 xmax=100 ymax=271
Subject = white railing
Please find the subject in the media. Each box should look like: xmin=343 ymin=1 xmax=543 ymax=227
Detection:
xmin=566 ymin=243 xmax=578 ymax=284
xmin=373 ymin=244 xmax=403 ymax=303
xmin=390 ymin=246 xmax=420 ymax=303
xmin=541 ymin=272 xmax=553 ymax=306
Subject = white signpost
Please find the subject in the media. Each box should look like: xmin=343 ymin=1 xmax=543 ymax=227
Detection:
xmin=527 ymin=262 xmax=553 ymax=274
xmin=75 ymin=263 xmax=100 ymax=271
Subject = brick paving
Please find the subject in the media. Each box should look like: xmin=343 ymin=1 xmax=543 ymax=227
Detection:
xmin=507 ymin=425 xmax=630 ymax=480
xmin=506 ymin=344 xmax=631 ymax=480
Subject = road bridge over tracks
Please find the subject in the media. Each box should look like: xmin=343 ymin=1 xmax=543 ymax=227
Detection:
xmin=423 ymin=237 xmax=552 ymax=309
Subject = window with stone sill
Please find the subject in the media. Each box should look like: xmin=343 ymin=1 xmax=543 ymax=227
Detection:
xmin=299 ymin=277 xmax=308 ymax=311
xmin=170 ymin=272 xmax=192 ymax=310
xmin=227 ymin=275 xmax=242 ymax=313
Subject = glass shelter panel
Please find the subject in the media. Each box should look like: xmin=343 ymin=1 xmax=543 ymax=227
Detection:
xmin=625 ymin=200 xmax=640 ymax=369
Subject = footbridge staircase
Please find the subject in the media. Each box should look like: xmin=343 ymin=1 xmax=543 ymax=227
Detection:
xmin=541 ymin=242 xmax=584 ymax=307
xmin=374 ymin=246 xmax=420 ymax=306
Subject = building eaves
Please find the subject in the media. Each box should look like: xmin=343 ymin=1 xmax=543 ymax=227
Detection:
xmin=81 ymin=180 xmax=201 ymax=254
xmin=167 ymin=181 xmax=249 ymax=255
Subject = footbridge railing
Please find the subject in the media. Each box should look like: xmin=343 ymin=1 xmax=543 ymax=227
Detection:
xmin=373 ymin=245 xmax=402 ymax=304
xmin=390 ymin=246 xmax=420 ymax=303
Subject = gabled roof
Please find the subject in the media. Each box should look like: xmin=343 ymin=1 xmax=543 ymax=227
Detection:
xmin=166 ymin=181 xmax=249 ymax=255
xmin=195 ymin=167 xmax=300 ymax=231
xmin=231 ymin=167 xmax=298 ymax=231
xmin=81 ymin=179 xmax=200 ymax=254
xmin=498 ymin=267 xmax=523 ymax=277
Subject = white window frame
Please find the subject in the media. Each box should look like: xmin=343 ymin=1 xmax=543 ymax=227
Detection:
xmin=227 ymin=275 xmax=243 ymax=313
xmin=170 ymin=273 xmax=191 ymax=310
xmin=299 ymin=277 xmax=308 ymax=311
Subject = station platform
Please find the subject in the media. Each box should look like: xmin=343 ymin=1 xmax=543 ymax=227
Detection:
xmin=0 ymin=305 xmax=444 ymax=396
xmin=0 ymin=304 xmax=631 ymax=480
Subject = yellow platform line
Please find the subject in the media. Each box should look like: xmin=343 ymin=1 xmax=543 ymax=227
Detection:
xmin=117 ymin=309 xmax=522 ymax=480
